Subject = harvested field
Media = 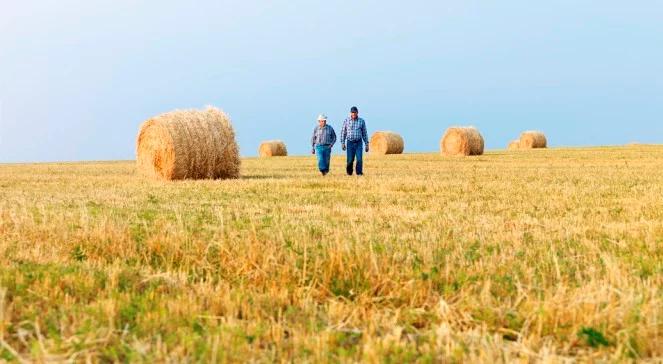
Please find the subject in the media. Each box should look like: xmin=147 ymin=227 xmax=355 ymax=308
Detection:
xmin=1 ymin=146 xmax=662 ymax=362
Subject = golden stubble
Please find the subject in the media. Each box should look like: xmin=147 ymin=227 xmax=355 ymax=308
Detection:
xmin=0 ymin=146 xmax=661 ymax=362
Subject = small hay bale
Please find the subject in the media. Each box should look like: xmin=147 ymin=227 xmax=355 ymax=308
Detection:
xmin=136 ymin=106 xmax=240 ymax=180
xmin=508 ymin=140 xmax=521 ymax=150
xmin=258 ymin=140 xmax=287 ymax=157
xmin=370 ymin=131 xmax=404 ymax=154
xmin=440 ymin=126 xmax=484 ymax=156
xmin=519 ymin=131 xmax=547 ymax=149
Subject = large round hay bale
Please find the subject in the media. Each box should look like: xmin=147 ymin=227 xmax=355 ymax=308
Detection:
xmin=136 ymin=106 xmax=240 ymax=180
xmin=507 ymin=140 xmax=521 ymax=150
xmin=440 ymin=127 xmax=484 ymax=156
xmin=519 ymin=131 xmax=547 ymax=149
xmin=258 ymin=140 xmax=287 ymax=157
xmin=370 ymin=131 xmax=404 ymax=154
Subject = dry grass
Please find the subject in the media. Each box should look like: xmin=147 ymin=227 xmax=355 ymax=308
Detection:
xmin=370 ymin=132 xmax=404 ymax=155
xmin=0 ymin=146 xmax=662 ymax=362
xmin=136 ymin=107 xmax=240 ymax=180
xmin=258 ymin=140 xmax=288 ymax=157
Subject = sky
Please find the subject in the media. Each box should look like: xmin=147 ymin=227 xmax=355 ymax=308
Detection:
xmin=1 ymin=0 xmax=662 ymax=162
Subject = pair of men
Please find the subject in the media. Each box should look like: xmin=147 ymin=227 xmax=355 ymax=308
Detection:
xmin=310 ymin=106 xmax=369 ymax=176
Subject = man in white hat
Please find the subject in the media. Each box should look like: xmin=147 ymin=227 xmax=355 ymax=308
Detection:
xmin=311 ymin=114 xmax=337 ymax=176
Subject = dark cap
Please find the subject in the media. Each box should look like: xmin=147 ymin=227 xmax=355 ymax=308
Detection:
xmin=350 ymin=106 xmax=358 ymax=113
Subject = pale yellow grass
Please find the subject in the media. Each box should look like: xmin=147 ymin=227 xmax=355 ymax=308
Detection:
xmin=0 ymin=146 xmax=662 ymax=362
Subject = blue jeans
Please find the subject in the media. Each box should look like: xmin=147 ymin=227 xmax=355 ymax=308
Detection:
xmin=315 ymin=144 xmax=332 ymax=174
xmin=346 ymin=140 xmax=363 ymax=175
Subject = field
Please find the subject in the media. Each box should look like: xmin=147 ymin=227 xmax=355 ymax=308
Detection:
xmin=1 ymin=146 xmax=662 ymax=362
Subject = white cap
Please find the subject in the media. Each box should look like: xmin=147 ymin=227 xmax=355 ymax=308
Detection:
xmin=317 ymin=114 xmax=327 ymax=121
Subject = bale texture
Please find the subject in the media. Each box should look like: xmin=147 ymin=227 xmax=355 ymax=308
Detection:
xmin=440 ymin=127 xmax=485 ymax=156
xmin=259 ymin=140 xmax=288 ymax=157
xmin=508 ymin=140 xmax=521 ymax=150
xmin=136 ymin=107 xmax=240 ymax=180
xmin=370 ymin=131 xmax=404 ymax=154
xmin=519 ymin=131 xmax=547 ymax=149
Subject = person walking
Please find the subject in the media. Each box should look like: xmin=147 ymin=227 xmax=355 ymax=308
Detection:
xmin=340 ymin=106 xmax=369 ymax=176
xmin=311 ymin=114 xmax=336 ymax=176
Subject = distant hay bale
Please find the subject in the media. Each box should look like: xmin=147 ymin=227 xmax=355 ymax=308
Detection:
xmin=370 ymin=131 xmax=404 ymax=154
xmin=508 ymin=140 xmax=521 ymax=150
xmin=519 ymin=131 xmax=547 ymax=149
xmin=136 ymin=106 xmax=240 ymax=180
xmin=258 ymin=140 xmax=287 ymax=157
xmin=440 ymin=127 xmax=485 ymax=156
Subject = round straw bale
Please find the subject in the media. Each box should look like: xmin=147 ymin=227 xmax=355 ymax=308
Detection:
xmin=508 ymin=140 xmax=521 ymax=150
xmin=136 ymin=106 xmax=240 ymax=180
xmin=519 ymin=131 xmax=547 ymax=149
xmin=440 ymin=127 xmax=484 ymax=156
xmin=370 ymin=131 xmax=404 ymax=154
xmin=258 ymin=140 xmax=287 ymax=157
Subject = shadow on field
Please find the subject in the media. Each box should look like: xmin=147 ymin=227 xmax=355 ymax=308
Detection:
xmin=242 ymin=174 xmax=287 ymax=180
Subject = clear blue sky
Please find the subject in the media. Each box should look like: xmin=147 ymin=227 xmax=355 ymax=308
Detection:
xmin=1 ymin=1 xmax=662 ymax=162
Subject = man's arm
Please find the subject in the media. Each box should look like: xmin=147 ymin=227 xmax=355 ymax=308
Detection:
xmin=340 ymin=119 xmax=347 ymax=146
xmin=311 ymin=127 xmax=317 ymax=148
xmin=311 ymin=127 xmax=317 ymax=154
xmin=362 ymin=119 xmax=369 ymax=145
xmin=330 ymin=127 xmax=337 ymax=147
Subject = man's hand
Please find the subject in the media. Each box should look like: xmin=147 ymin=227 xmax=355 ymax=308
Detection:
xmin=365 ymin=145 xmax=369 ymax=153
xmin=311 ymin=148 xmax=315 ymax=155
xmin=342 ymin=144 xmax=346 ymax=151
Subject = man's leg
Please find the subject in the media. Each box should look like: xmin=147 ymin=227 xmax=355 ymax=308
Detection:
xmin=355 ymin=141 xmax=363 ymax=175
xmin=316 ymin=145 xmax=326 ymax=174
xmin=323 ymin=146 xmax=331 ymax=174
xmin=346 ymin=141 xmax=356 ymax=175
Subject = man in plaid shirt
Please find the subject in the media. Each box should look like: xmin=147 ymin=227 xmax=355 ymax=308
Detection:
xmin=341 ymin=106 xmax=369 ymax=176
xmin=311 ymin=114 xmax=336 ymax=175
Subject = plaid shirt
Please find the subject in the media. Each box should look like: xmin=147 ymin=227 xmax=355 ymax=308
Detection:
xmin=341 ymin=117 xmax=369 ymax=145
xmin=311 ymin=124 xmax=337 ymax=147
